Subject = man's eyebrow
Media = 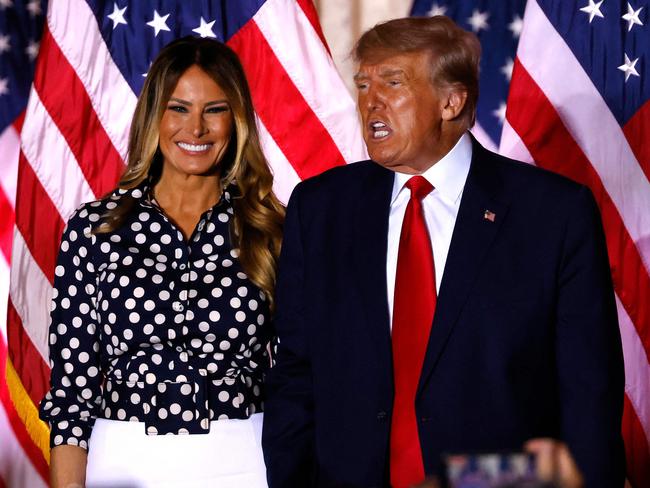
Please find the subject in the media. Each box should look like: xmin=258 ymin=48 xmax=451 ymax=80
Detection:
xmin=379 ymin=68 xmax=407 ymax=78
xmin=353 ymin=69 xmax=407 ymax=81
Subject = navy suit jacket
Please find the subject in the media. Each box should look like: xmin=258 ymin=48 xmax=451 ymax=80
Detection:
xmin=262 ymin=139 xmax=625 ymax=488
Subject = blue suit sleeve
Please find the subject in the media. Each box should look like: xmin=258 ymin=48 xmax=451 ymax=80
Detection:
xmin=555 ymin=185 xmax=625 ymax=487
xmin=262 ymin=183 xmax=316 ymax=487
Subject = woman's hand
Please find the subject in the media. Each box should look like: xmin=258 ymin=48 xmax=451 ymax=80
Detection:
xmin=50 ymin=444 xmax=88 ymax=488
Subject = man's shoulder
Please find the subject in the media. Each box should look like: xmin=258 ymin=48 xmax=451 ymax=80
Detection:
xmin=478 ymin=146 xmax=585 ymax=197
xmin=290 ymin=160 xmax=383 ymax=203
xmin=302 ymin=160 xmax=378 ymax=187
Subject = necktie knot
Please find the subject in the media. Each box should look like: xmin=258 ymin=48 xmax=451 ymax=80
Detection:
xmin=406 ymin=176 xmax=433 ymax=201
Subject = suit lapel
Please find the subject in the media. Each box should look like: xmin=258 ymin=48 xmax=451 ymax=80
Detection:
xmin=417 ymin=141 xmax=510 ymax=397
xmin=352 ymin=163 xmax=394 ymax=373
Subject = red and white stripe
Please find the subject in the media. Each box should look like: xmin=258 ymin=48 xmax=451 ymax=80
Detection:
xmin=4 ymin=0 xmax=364 ymax=481
xmin=502 ymin=1 xmax=650 ymax=487
xmin=48 ymin=0 xmax=135 ymax=160
xmin=0 ymin=120 xmax=37 ymax=488
xmin=257 ymin=117 xmax=301 ymax=204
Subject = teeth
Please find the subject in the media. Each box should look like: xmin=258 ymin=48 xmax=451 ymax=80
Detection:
xmin=374 ymin=130 xmax=389 ymax=138
xmin=372 ymin=122 xmax=386 ymax=128
xmin=178 ymin=142 xmax=211 ymax=152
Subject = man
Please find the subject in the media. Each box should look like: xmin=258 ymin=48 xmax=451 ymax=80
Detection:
xmin=262 ymin=16 xmax=624 ymax=488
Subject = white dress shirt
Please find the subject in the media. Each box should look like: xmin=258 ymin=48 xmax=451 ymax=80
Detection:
xmin=386 ymin=132 xmax=473 ymax=328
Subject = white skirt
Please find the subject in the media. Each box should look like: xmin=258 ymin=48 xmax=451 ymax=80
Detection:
xmin=86 ymin=413 xmax=268 ymax=488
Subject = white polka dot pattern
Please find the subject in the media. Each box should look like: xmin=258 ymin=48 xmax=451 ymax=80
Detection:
xmin=39 ymin=183 xmax=272 ymax=449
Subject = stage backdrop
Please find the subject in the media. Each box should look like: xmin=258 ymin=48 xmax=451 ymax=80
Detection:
xmin=0 ymin=1 xmax=648 ymax=487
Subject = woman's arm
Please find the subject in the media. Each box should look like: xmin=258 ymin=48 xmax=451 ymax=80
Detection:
xmin=50 ymin=445 xmax=88 ymax=488
xmin=40 ymin=206 xmax=103 ymax=483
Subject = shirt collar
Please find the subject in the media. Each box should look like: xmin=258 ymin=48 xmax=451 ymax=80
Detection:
xmin=114 ymin=177 xmax=235 ymax=208
xmin=390 ymin=132 xmax=473 ymax=206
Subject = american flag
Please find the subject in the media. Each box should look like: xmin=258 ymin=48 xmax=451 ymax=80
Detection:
xmin=412 ymin=0 xmax=528 ymax=151
xmin=0 ymin=1 xmax=365 ymax=486
xmin=413 ymin=1 xmax=650 ymax=487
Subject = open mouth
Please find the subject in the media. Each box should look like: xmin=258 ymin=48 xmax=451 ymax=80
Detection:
xmin=369 ymin=120 xmax=391 ymax=140
xmin=177 ymin=142 xmax=213 ymax=153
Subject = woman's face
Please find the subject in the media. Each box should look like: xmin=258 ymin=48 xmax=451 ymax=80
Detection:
xmin=158 ymin=65 xmax=234 ymax=178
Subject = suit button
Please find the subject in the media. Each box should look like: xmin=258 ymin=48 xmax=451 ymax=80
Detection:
xmin=376 ymin=411 xmax=388 ymax=421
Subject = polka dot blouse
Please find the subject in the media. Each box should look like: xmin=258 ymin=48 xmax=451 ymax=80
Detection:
xmin=39 ymin=182 xmax=272 ymax=449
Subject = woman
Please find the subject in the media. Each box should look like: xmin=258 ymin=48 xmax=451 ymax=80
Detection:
xmin=39 ymin=36 xmax=284 ymax=488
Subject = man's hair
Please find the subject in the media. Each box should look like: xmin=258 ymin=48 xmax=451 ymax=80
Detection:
xmin=353 ymin=16 xmax=481 ymax=127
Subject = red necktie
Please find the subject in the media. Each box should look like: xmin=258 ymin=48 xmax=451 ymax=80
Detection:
xmin=390 ymin=176 xmax=436 ymax=488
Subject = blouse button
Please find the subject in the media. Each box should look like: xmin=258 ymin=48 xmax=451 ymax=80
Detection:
xmin=172 ymin=301 xmax=185 ymax=312
xmin=179 ymin=263 xmax=187 ymax=270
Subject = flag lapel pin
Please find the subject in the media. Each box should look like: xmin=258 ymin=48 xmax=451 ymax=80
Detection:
xmin=484 ymin=209 xmax=496 ymax=222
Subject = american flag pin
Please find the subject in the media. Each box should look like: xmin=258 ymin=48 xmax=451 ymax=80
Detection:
xmin=484 ymin=209 xmax=496 ymax=222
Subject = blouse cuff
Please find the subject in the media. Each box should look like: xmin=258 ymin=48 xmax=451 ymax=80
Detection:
xmin=49 ymin=418 xmax=94 ymax=450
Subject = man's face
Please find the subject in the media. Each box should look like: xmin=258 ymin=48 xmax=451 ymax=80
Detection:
xmin=355 ymin=51 xmax=447 ymax=174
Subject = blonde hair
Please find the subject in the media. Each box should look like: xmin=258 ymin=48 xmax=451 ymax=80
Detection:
xmin=98 ymin=37 xmax=284 ymax=307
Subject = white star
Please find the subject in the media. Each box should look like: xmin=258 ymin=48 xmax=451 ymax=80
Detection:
xmin=618 ymin=53 xmax=640 ymax=82
xmin=580 ymin=0 xmax=605 ymax=23
xmin=192 ymin=17 xmax=217 ymax=38
xmin=0 ymin=77 xmax=8 ymax=96
xmin=508 ymin=15 xmax=523 ymax=38
xmin=142 ymin=61 xmax=152 ymax=78
xmin=428 ymin=3 xmax=447 ymax=16
xmin=26 ymin=40 xmax=39 ymax=61
xmin=501 ymin=58 xmax=514 ymax=81
xmin=107 ymin=3 xmax=127 ymax=30
xmin=622 ymin=3 xmax=644 ymax=31
xmin=146 ymin=10 xmax=171 ymax=37
xmin=493 ymin=102 xmax=507 ymax=124
xmin=26 ymin=0 xmax=41 ymax=16
xmin=467 ymin=9 xmax=489 ymax=33
xmin=0 ymin=0 xmax=13 ymax=9
xmin=0 ymin=34 xmax=10 ymax=53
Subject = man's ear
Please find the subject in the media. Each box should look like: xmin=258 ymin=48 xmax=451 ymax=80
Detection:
xmin=441 ymin=88 xmax=468 ymax=121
